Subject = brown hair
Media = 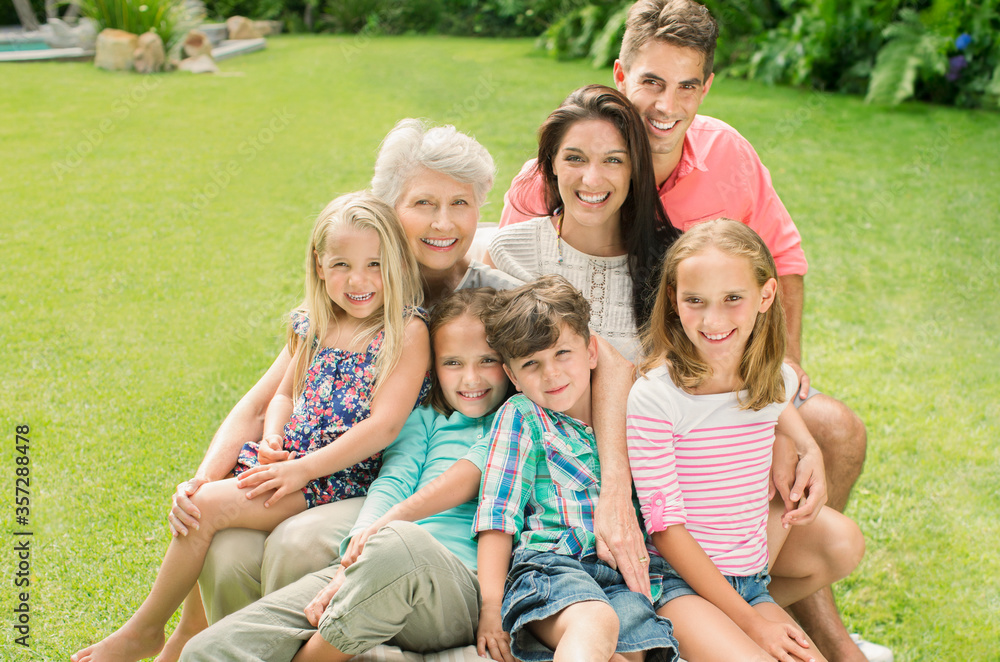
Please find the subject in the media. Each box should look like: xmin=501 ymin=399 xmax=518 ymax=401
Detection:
xmin=483 ymin=275 xmax=591 ymax=365
xmin=427 ymin=287 xmax=509 ymax=416
xmin=638 ymin=219 xmax=786 ymax=411
xmin=510 ymin=84 xmax=678 ymax=328
xmin=619 ymin=0 xmax=719 ymax=82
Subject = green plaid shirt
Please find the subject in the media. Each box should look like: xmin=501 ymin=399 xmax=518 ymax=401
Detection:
xmin=472 ymin=394 xmax=601 ymax=558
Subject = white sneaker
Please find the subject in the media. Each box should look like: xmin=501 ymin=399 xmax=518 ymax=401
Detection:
xmin=850 ymin=634 xmax=894 ymax=662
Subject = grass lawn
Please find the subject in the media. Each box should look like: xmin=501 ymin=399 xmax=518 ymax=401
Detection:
xmin=2 ymin=34 xmax=998 ymax=661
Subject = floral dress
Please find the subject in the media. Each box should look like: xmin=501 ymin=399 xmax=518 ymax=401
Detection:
xmin=234 ymin=309 xmax=432 ymax=508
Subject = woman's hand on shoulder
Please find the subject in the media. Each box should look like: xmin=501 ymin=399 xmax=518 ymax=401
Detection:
xmin=236 ymin=458 xmax=310 ymax=508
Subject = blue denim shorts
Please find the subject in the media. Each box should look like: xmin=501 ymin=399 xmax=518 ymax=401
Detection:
xmin=655 ymin=559 xmax=777 ymax=609
xmin=502 ymin=548 xmax=679 ymax=662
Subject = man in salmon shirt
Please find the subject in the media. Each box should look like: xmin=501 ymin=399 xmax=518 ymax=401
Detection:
xmin=499 ymin=2 xmax=885 ymax=661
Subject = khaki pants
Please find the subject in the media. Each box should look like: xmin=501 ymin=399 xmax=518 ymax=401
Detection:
xmin=198 ymin=497 xmax=365 ymax=623
xmin=181 ymin=521 xmax=480 ymax=661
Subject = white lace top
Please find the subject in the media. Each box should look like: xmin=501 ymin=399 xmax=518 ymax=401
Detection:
xmin=487 ymin=217 xmax=640 ymax=362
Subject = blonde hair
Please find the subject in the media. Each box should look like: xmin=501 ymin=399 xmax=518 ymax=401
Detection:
xmin=427 ymin=287 xmax=506 ymax=416
xmin=638 ymin=219 xmax=786 ymax=411
xmin=290 ymin=191 xmax=424 ymax=400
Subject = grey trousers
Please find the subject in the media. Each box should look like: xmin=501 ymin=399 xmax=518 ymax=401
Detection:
xmin=181 ymin=521 xmax=481 ymax=661
xmin=198 ymin=497 xmax=365 ymax=623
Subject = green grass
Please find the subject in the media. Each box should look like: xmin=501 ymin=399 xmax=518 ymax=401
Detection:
xmin=2 ymin=35 xmax=999 ymax=661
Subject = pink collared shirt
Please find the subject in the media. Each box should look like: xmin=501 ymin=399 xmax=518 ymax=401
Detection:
xmin=498 ymin=115 xmax=808 ymax=276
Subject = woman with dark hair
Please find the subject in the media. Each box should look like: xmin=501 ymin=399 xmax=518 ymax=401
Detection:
xmin=486 ymin=84 xmax=680 ymax=361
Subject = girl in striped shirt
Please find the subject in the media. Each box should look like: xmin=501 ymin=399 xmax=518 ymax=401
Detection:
xmin=627 ymin=219 xmax=855 ymax=662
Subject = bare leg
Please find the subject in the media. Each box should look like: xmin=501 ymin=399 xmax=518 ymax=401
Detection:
xmin=769 ymin=508 xmax=864 ymax=607
xmin=292 ymin=632 xmax=353 ymax=662
xmin=155 ymin=585 xmax=209 ymax=662
xmin=791 ymin=394 xmax=868 ymax=662
xmin=656 ymin=595 xmax=769 ymax=662
xmin=72 ymin=478 xmax=306 ymax=662
xmin=788 ymin=588 xmax=867 ymax=662
xmin=528 ymin=600 xmax=620 ymax=662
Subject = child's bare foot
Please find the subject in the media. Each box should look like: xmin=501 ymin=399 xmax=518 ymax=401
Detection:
xmin=154 ymin=619 xmax=207 ymax=662
xmin=70 ymin=623 xmax=165 ymax=662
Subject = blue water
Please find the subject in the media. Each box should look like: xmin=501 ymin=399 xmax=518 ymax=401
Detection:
xmin=0 ymin=41 xmax=50 ymax=52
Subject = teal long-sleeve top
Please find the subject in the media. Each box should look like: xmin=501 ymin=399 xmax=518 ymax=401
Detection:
xmin=340 ymin=405 xmax=495 ymax=571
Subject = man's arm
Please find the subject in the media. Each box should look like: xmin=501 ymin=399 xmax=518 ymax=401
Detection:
xmin=779 ymin=274 xmax=809 ymax=400
xmin=591 ymin=336 xmax=651 ymax=599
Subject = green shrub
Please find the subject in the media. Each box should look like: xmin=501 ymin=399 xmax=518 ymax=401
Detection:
xmin=865 ymin=9 xmax=949 ymax=105
xmin=537 ymin=1 xmax=625 ymax=61
xmin=745 ymin=0 xmax=1000 ymax=108
xmin=589 ymin=2 xmax=628 ymax=67
xmin=203 ymin=0 xmax=287 ymax=21
xmin=78 ymin=0 xmax=202 ymax=51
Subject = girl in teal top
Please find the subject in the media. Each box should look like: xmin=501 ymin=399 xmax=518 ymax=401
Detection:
xmin=294 ymin=287 xmax=515 ymax=660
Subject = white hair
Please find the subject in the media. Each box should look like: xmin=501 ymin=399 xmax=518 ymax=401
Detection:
xmin=371 ymin=119 xmax=496 ymax=209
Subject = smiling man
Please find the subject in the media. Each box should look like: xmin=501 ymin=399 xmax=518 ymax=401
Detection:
xmin=499 ymin=2 xmax=880 ymax=662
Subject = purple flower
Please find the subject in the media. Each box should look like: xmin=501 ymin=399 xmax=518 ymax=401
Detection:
xmin=946 ymin=55 xmax=968 ymax=82
xmin=955 ymin=33 xmax=972 ymax=51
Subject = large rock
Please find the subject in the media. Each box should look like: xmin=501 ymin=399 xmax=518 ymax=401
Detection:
xmin=253 ymin=20 xmax=283 ymax=36
xmin=226 ymin=16 xmax=262 ymax=40
xmin=182 ymin=29 xmax=213 ymax=58
xmin=95 ymin=28 xmax=138 ymax=71
xmin=133 ymin=31 xmax=165 ymax=73
xmin=178 ymin=53 xmax=219 ymax=74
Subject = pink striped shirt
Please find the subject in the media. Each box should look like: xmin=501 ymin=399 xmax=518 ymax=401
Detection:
xmin=626 ymin=363 xmax=797 ymax=576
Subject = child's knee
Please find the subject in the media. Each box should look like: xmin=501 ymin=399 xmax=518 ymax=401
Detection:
xmin=567 ymin=600 xmax=620 ymax=638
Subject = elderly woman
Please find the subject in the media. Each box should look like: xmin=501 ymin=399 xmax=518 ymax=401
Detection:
xmin=158 ymin=119 xmax=522 ymax=660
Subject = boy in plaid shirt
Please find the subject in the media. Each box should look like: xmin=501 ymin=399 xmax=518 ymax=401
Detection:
xmin=472 ymin=275 xmax=678 ymax=662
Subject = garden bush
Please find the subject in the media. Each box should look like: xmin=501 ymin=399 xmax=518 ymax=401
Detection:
xmin=77 ymin=0 xmax=202 ymax=51
xmin=202 ymin=0 xmax=287 ymax=21
xmin=542 ymin=0 xmax=1000 ymax=109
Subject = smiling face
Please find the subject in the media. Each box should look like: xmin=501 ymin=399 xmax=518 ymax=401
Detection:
xmin=614 ymin=40 xmax=713 ymax=171
xmin=315 ymin=225 xmax=384 ymax=321
xmin=553 ymin=119 xmax=631 ymax=240
xmin=433 ymin=313 xmax=509 ymax=419
xmin=504 ymin=323 xmax=598 ymax=424
xmin=394 ymin=168 xmax=479 ymax=276
xmin=672 ymin=246 xmax=776 ymax=376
